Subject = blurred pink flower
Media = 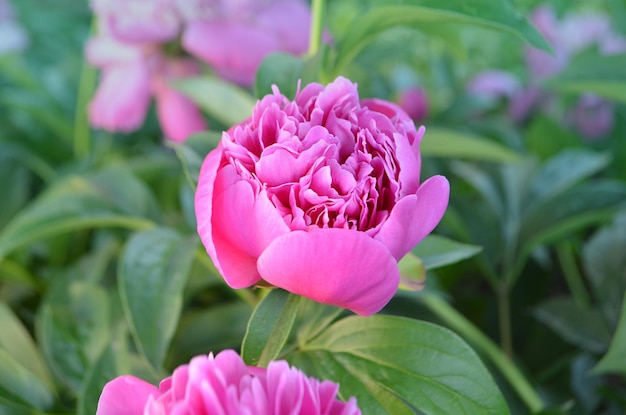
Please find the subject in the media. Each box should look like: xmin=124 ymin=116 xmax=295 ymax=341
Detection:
xmin=96 ymin=350 xmax=361 ymax=415
xmin=152 ymin=58 xmax=208 ymax=142
xmin=0 ymin=0 xmax=28 ymax=55
xmin=566 ymin=94 xmax=615 ymax=140
xmin=195 ymin=77 xmax=449 ymax=315
xmin=397 ymin=87 xmax=429 ymax=122
xmin=182 ymin=0 xmax=311 ymax=86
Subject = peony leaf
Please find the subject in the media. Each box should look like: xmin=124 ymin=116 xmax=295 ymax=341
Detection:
xmin=0 ymin=303 xmax=54 ymax=392
xmin=36 ymin=277 xmax=110 ymax=393
xmin=118 ymin=228 xmax=197 ymax=372
xmin=291 ymin=315 xmax=510 ymax=415
xmin=533 ymin=297 xmax=612 ymax=354
xmin=77 ymin=328 xmax=130 ymax=415
xmin=582 ymin=212 xmax=626 ymax=327
xmin=172 ymin=76 xmax=256 ymax=127
xmin=168 ymin=131 xmax=221 ymax=189
xmin=545 ymin=50 xmax=626 ymax=104
xmin=242 ymin=289 xmax=302 ymax=367
xmin=421 ymin=128 xmax=522 ymax=163
xmin=330 ymin=0 xmax=550 ymax=74
xmin=413 ymin=235 xmax=483 ymax=270
xmin=0 ymin=349 xmax=54 ymax=412
xmin=255 ymin=53 xmax=305 ymax=99
xmin=0 ymin=167 xmax=159 ymax=261
xmin=593 ymin=292 xmax=626 ymax=376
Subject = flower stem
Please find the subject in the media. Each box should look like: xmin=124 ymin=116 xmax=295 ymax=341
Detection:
xmin=556 ymin=241 xmax=591 ymax=308
xmin=497 ymin=281 xmax=514 ymax=358
xmin=420 ymin=293 xmax=544 ymax=413
xmin=73 ymin=20 xmax=98 ymax=158
xmin=306 ymin=0 xmax=325 ymax=58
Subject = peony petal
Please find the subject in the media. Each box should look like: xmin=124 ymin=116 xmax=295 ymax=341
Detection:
xmin=375 ymin=175 xmax=450 ymax=260
xmin=182 ymin=21 xmax=279 ymax=86
xmin=258 ymin=229 xmax=399 ymax=315
xmin=200 ymin=165 xmax=290 ymax=288
xmin=89 ymin=63 xmax=152 ymax=133
xmin=154 ymin=81 xmax=207 ymax=143
xmin=96 ymin=375 xmax=159 ymax=415
xmin=195 ymin=146 xmax=224 ymax=269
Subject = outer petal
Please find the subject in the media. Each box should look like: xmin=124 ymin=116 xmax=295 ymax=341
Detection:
xmin=182 ymin=20 xmax=279 ymax=86
xmin=374 ymin=175 xmax=450 ymax=260
xmin=258 ymin=229 xmax=399 ymax=315
xmin=196 ymin=161 xmax=291 ymax=288
xmin=96 ymin=375 xmax=159 ymax=415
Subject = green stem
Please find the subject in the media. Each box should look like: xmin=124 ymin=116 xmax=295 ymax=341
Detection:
xmin=556 ymin=242 xmax=590 ymax=308
xmin=73 ymin=19 xmax=97 ymax=159
xmin=420 ymin=293 xmax=544 ymax=413
xmin=306 ymin=0 xmax=324 ymax=58
xmin=497 ymin=281 xmax=514 ymax=358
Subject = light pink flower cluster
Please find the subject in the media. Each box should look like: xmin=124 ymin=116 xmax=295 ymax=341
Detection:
xmin=96 ymin=350 xmax=361 ymax=415
xmin=195 ymin=76 xmax=449 ymax=316
xmin=467 ymin=5 xmax=626 ymax=139
xmin=0 ymin=0 xmax=28 ymax=55
xmin=87 ymin=0 xmax=311 ymax=142
xmin=397 ymin=87 xmax=429 ymax=122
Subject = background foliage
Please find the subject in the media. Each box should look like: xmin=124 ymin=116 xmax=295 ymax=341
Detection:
xmin=1 ymin=0 xmax=625 ymax=414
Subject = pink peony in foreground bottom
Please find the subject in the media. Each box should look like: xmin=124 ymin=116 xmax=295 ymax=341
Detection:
xmin=195 ymin=76 xmax=450 ymax=316
xmin=96 ymin=349 xmax=361 ymax=415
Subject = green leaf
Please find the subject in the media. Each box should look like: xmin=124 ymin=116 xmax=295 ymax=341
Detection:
xmin=398 ymin=252 xmax=426 ymax=291
xmin=0 ymin=168 xmax=158 ymax=260
xmin=331 ymin=1 xmax=549 ymax=74
xmin=524 ymin=116 xmax=582 ymax=161
xmin=413 ymin=235 xmax=483 ymax=270
xmin=118 ymin=228 xmax=197 ymax=371
xmin=242 ymin=289 xmax=302 ymax=367
xmin=36 ymin=278 xmax=110 ymax=393
xmin=422 ymin=128 xmax=522 ymax=163
xmin=533 ymin=297 xmax=612 ymax=354
xmin=172 ymin=76 xmax=255 ymax=126
xmin=521 ymin=181 xmax=626 ymax=249
xmin=594 ymin=292 xmax=626 ymax=376
xmin=255 ymin=53 xmax=305 ymax=99
xmin=169 ymin=303 xmax=252 ymax=367
xmin=583 ymin=212 xmax=626 ymax=326
xmin=546 ymin=50 xmax=626 ymax=104
xmin=0 ymin=303 xmax=53 ymax=391
xmin=529 ymin=149 xmax=611 ymax=202
xmin=77 ymin=328 xmax=130 ymax=415
xmin=292 ymin=315 xmax=509 ymax=415
xmin=0 ymin=349 xmax=54 ymax=411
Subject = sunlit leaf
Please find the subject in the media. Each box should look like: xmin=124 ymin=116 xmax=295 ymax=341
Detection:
xmin=422 ymin=128 xmax=522 ymax=163
xmin=594 ymin=292 xmax=626 ymax=376
xmin=413 ymin=235 xmax=482 ymax=270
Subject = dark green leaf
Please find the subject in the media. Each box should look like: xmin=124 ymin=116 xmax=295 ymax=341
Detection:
xmin=583 ymin=212 xmax=626 ymax=326
xmin=119 ymin=228 xmax=197 ymax=371
xmin=413 ymin=235 xmax=482 ymax=270
xmin=594 ymin=292 xmax=626 ymax=376
xmin=172 ymin=76 xmax=255 ymax=126
xmin=529 ymin=149 xmax=611 ymax=202
xmin=291 ymin=315 xmax=509 ymax=415
xmin=524 ymin=116 xmax=582 ymax=161
xmin=242 ymin=289 xmax=302 ymax=367
xmin=534 ymin=297 xmax=612 ymax=354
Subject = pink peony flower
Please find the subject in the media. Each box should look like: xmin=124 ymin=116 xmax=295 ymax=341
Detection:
xmin=397 ymin=87 xmax=429 ymax=122
xmin=96 ymin=350 xmax=361 ymax=415
xmin=195 ymin=77 xmax=450 ymax=316
xmin=182 ymin=0 xmax=311 ymax=86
